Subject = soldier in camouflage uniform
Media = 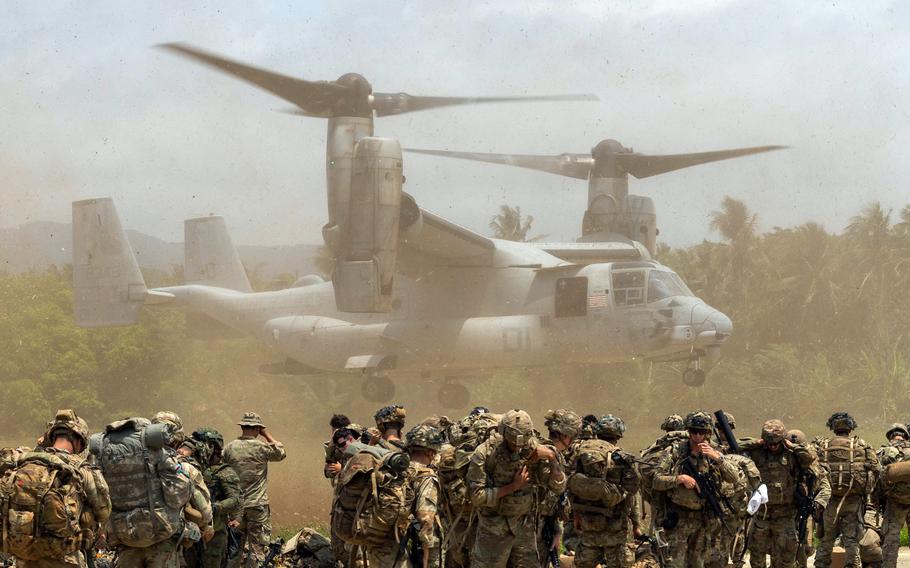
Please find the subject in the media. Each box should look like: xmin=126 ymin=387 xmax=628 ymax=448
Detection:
xmin=639 ymin=415 xmax=689 ymax=538
xmin=538 ymin=409 xmax=583 ymax=566
xmin=876 ymin=423 xmax=910 ymax=568
xmin=152 ymin=411 xmax=215 ymax=548
xmin=652 ymin=411 xmax=743 ymax=568
xmin=224 ymin=412 xmax=287 ymax=568
xmin=567 ymin=414 xmax=641 ymax=568
xmin=375 ymin=406 xmax=408 ymax=451
xmin=191 ymin=428 xmax=243 ymax=568
xmin=4 ymin=410 xmax=111 ymax=568
xmin=740 ymin=420 xmax=830 ymax=568
xmin=404 ymin=425 xmax=445 ymax=568
xmin=466 ymin=410 xmax=567 ymax=568
xmin=813 ymin=412 xmax=880 ymax=568
xmin=324 ymin=415 xmax=352 ymax=484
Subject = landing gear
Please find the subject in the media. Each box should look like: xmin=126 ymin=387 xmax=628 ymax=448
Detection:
xmin=361 ymin=373 xmax=396 ymax=402
xmin=438 ymin=379 xmax=471 ymax=409
xmin=682 ymin=368 xmax=706 ymax=387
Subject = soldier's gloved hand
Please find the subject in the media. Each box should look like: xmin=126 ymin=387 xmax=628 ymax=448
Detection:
xmin=677 ymin=474 xmax=698 ymax=491
xmin=228 ymin=519 xmax=240 ymax=529
xmin=512 ymin=466 xmax=530 ymax=490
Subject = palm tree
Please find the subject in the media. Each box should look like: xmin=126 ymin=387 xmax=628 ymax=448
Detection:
xmin=845 ymin=202 xmax=893 ymax=317
xmin=488 ymin=205 xmax=546 ymax=241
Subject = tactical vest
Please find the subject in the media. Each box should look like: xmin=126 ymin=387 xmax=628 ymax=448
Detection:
xmin=479 ymin=439 xmax=538 ymax=518
xmin=666 ymin=444 xmax=717 ymax=511
xmin=0 ymin=451 xmax=85 ymax=560
xmin=750 ymin=448 xmax=799 ymax=507
xmin=567 ymin=438 xmax=633 ymax=530
xmin=819 ymin=436 xmax=872 ymax=497
xmin=92 ymin=418 xmax=192 ymax=548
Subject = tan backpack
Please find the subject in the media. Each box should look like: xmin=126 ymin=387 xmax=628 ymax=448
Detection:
xmin=1 ymin=452 xmax=85 ymax=560
xmin=331 ymin=445 xmax=412 ymax=547
xmin=820 ymin=436 xmax=872 ymax=496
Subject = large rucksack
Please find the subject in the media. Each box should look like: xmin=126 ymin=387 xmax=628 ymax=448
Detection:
xmin=90 ymin=418 xmax=192 ymax=548
xmin=819 ymin=436 xmax=873 ymax=497
xmin=331 ymin=442 xmax=412 ymax=547
xmin=0 ymin=451 xmax=85 ymax=560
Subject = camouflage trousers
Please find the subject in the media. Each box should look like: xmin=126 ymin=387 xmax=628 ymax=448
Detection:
xmin=227 ymin=505 xmax=272 ymax=568
xmin=748 ymin=506 xmax=799 ymax=568
xmin=365 ymin=540 xmax=407 ymax=568
xmin=880 ymin=499 xmax=910 ymax=567
xmin=116 ymin=539 xmax=181 ymax=568
xmin=704 ymin=515 xmax=747 ymax=568
xmin=662 ymin=509 xmax=716 ymax=568
xmin=445 ymin=516 xmax=476 ymax=568
xmin=470 ymin=514 xmax=539 ymax=568
xmin=814 ymin=494 xmax=864 ymax=568
xmin=574 ymin=516 xmax=633 ymax=568
xmin=202 ymin=528 xmax=229 ymax=568
xmin=18 ymin=551 xmax=85 ymax=568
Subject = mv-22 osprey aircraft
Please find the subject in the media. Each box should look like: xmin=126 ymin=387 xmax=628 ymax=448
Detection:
xmin=72 ymin=44 xmax=733 ymax=407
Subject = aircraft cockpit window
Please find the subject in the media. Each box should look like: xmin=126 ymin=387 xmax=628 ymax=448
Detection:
xmin=612 ymin=270 xmax=645 ymax=307
xmin=647 ymin=270 xmax=694 ymax=302
xmin=555 ymin=277 xmax=588 ymax=318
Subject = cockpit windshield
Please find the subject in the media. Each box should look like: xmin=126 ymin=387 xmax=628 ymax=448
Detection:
xmin=647 ymin=270 xmax=694 ymax=302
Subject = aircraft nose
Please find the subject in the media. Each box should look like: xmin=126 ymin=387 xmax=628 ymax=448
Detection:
xmin=690 ymin=303 xmax=733 ymax=344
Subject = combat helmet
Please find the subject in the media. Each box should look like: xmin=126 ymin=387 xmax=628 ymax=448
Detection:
xmin=499 ymin=410 xmax=535 ymax=448
xmin=192 ymin=427 xmax=225 ymax=452
xmin=886 ymin=423 xmax=910 ymax=441
xmin=152 ymin=410 xmax=186 ymax=446
xmin=179 ymin=437 xmax=210 ymax=467
xmin=826 ymin=412 xmax=857 ymax=433
xmin=660 ymin=414 xmax=685 ymax=432
xmin=761 ymin=420 xmax=787 ymax=444
xmin=374 ymin=405 xmax=406 ymax=432
xmin=788 ymin=429 xmax=807 ymax=445
xmin=594 ymin=414 xmax=626 ymax=440
xmin=44 ymin=409 xmax=89 ymax=451
xmin=405 ymin=424 xmax=445 ymax=452
xmin=685 ymin=411 xmax=714 ymax=432
xmin=544 ymin=409 xmax=582 ymax=439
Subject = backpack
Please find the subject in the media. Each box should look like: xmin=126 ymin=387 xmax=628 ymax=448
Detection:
xmin=0 ymin=451 xmax=85 ymax=560
xmin=331 ymin=443 xmax=412 ymax=547
xmin=819 ymin=436 xmax=873 ymax=497
xmin=91 ymin=418 xmax=192 ymax=547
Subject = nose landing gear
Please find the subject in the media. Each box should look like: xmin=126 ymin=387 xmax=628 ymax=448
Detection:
xmin=682 ymin=354 xmax=707 ymax=387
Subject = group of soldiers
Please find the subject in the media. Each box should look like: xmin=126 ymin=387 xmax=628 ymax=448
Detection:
xmin=323 ymin=406 xmax=910 ymax=568
xmin=0 ymin=409 xmax=286 ymax=568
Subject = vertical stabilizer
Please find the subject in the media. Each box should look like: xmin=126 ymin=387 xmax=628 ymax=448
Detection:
xmin=72 ymin=198 xmax=147 ymax=327
xmin=184 ymin=216 xmax=252 ymax=292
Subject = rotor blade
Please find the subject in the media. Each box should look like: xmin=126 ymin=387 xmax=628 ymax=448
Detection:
xmin=158 ymin=43 xmax=346 ymax=116
xmin=405 ymin=148 xmax=594 ymax=180
xmin=618 ymin=145 xmax=787 ymax=179
xmin=373 ymin=93 xmax=599 ymax=117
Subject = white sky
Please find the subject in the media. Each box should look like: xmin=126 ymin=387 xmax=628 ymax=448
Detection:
xmin=1 ymin=1 xmax=908 ymax=246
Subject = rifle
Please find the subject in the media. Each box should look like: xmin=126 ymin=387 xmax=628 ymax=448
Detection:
xmin=636 ymin=532 xmax=668 ymax=568
xmin=794 ymin=469 xmax=824 ymax=542
xmin=713 ymin=411 xmax=740 ymax=454
xmin=541 ymin=513 xmax=560 ymax=568
xmin=259 ymin=537 xmax=284 ymax=568
xmin=226 ymin=526 xmax=242 ymax=559
xmin=678 ymin=454 xmax=734 ymax=536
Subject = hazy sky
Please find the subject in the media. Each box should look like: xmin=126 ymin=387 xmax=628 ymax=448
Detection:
xmin=2 ymin=1 xmax=908 ymax=247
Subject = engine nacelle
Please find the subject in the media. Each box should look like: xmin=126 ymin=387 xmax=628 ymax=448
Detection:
xmin=627 ymin=195 xmax=657 ymax=255
xmin=333 ymin=137 xmax=403 ymax=312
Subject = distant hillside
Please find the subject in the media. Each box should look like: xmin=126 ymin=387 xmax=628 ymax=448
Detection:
xmin=0 ymin=221 xmax=325 ymax=279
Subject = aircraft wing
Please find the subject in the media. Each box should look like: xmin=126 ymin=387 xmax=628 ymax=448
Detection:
xmin=526 ymin=241 xmax=647 ymax=264
xmin=401 ymin=207 xmax=568 ymax=268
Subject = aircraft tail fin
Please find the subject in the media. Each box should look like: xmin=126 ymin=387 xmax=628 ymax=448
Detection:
xmin=184 ymin=216 xmax=252 ymax=292
xmin=72 ymin=198 xmax=148 ymax=327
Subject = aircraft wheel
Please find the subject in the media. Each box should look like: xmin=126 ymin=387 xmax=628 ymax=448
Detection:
xmin=682 ymin=368 xmax=706 ymax=387
xmin=362 ymin=375 xmax=396 ymax=402
xmin=438 ymin=381 xmax=470 ymax=409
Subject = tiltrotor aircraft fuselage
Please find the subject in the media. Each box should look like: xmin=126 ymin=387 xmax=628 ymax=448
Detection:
xmin=71 ymin=44 xmax=734 ymax=406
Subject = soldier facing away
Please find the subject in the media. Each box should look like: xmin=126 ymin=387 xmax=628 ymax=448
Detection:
xmin=813 ymin=412 xmax=880 ymax=568
xmin=875 ymin=423 xmax=910 ymax=568
xmin=223 ymin=412 xmax=287 ymax=568
xmin=466 ymin=409 xmax=567 ymax=568
xmin=1 ymin=409 xmax=111 ymax=568
xmin=405 ymin=425 xmax=446 ymax=568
